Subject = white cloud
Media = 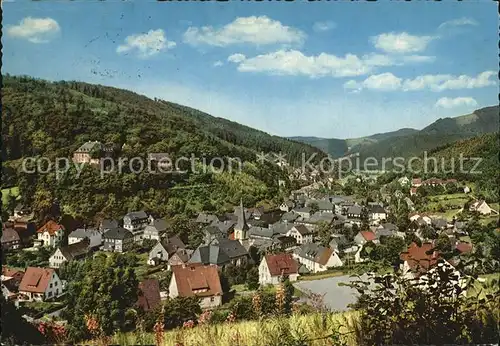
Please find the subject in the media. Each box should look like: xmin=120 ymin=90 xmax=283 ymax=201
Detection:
xmin=313 ymin=21 xmax=336 ymax=32
xmin=344 ymin=73 xmax=402 ymax=91
xmin=228 ymin=50 xmax=433 ymax=78
xmin=117 ymin=29 xmax=175 ymax=58
xmin=6 ymin=17 xmax=60 ymax=43
xmin=403 ymin=71 xmax=497 ymax=92
xmin=183 ymin=16 xmax=306 ymax=47
xmin=435 ymin=97 xmax=478 ymax=109
xmin=371 ymin=32 xmax=435 ymax=54
xmin=346 ymin=71 xmax=496 ymax=92
xmin=213 ymin=61 xmax=223 ymax=67
xmin=438 ymin=17 xmax=478 ymax=30
xmin=227 ymin=53 xmax=246 ymax=63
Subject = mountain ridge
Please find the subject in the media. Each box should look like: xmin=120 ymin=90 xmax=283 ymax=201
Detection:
xmin=292 ymin=105 xmax=498 ymax=159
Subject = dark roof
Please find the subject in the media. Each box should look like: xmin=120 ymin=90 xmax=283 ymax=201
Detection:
xmin=164 ymin=236 xmax=186 ymax=255
xmin=210 ymin=220 xmax=236 ymax=234
xmin=271 ymin=223 xmax=294 ymax=235
xmin=380 ymin=223 xmax=398 ymax=232
xmin=294 ymin=206 xmax=312 ymax=214
xmin=103 ymin=227 xmax=133 ymax=240
xmin=196 ymin=213 xmax=219 ymax=224
xmin=281 ymin=212 xmax=299 ymax=223
xmin=204 ymin=225 xmax=225 ymax=236
xmin=68 ymin=228 xmax=101 ymax=239
xmin=432 ymin=218 xmax=448 ymax=229
xmin=1 ymin=228 xmax=20 ymax=243
xmin=370 ymin=205 xmax=386 ymax=214
xmin=294 ymin=243 xmax=333 ymax=265
xmin=190 ymin=238 xmax=247 ymax=265
xmin=214 ymin=238 xmax=248 ymax=259
xmin=100 ymin=219 xmax=118 ymax=230
xmin=75 ymin=141 xmax=102 ymax=152
xmin=136 ymin=279 xmax=161 ymax=311
xmin=151 ymin=219 xmax=167 ymax=232
xmin=347 ymin=205 xmax=362 ymax=215
xmin=124 ymin=210 xmax=148 ymax=221
xmin=293 ymin=225 xmax=313 ymax=235
xmin=59 ymin=239 xmax=90 ymax=260
xmin=248 ymin=226 xmax=274 ymax=239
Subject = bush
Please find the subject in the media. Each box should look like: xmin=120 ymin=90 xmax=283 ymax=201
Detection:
xmin=347 ymin=262 xmax=500 ymax=345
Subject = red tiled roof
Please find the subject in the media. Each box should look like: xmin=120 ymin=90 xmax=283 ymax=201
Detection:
xmin=2 ymin=266 xmax=24 ymax=280
xmin=171 ymin=264 xmax=223 ymax=298
xmin=361 ymin=231 xmax=376 ymax=241
xmin=136 ymin=279 xmax=161 ymax=312
xmin=400 ymin=242 xmax=440 ymax=273
xmin=18 ymin=267 xmax=55 ymax=293
xmin=455 ymin=242 xmax=473 ymax=254
xmin=265 ymin=254 xmax=299 ymax=276
xmin=37 ymin=220 xmax=64 ymax=235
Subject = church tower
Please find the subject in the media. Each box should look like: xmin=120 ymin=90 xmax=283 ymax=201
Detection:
xmin=234 ymin=198 xmax=249 ymax=242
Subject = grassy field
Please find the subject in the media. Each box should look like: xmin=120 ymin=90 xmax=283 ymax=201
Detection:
xmin=109 ymin=311 xmax=360 ymax=346
xmin=1 ymin=186 xmax=19 ymax=207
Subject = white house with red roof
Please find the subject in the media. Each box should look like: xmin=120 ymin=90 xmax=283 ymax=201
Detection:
xmin=259 ymin=253 xmax=299 ymax=286
xmin=354 ymin=231 xmax=378 ymax=246
xmin=36 ymin=220 xmax=64 ymax=247
xmin=169 ymin=263 xmax=224 ymax=309
xmin=18 ymin=267 xmax=63 ymax=302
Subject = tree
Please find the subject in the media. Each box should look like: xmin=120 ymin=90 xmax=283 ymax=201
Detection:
xmin=309 ymin=202 xmax=319 ymax=214
xmin=0 ymin=295 xmax=46 ymax=345
xmin=246 ymin=267 xmax=259 ymax=290
xmin=62 ymin=253 xmax=139 ymax=341
xmin=282 ymin=278 xmax=294 ymax=314
xmin=419 ymin=225 xmax=438 ymax=240
xmin=435 ymin=233 xmax=452 ymax=254
xmin=316 ymin=221 xmax=332 ymax=247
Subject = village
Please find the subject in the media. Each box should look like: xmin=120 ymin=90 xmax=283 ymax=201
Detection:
xmin=2 ymin=141 xmax=498 ymax=323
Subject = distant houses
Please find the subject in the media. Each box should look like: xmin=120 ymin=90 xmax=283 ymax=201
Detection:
xmin=469 ymin=200 xmax=494 ymax=215
xmin=68 ymin=228 xmax=102 ymax=248
xmin=292 ymin=243 xmax=343 ymax=273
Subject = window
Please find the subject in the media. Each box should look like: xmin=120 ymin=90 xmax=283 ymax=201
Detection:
xmin=50 ymin=283 xmax=53 ymax=288
xmin=210 ymin=297 xmax=215 ymax=302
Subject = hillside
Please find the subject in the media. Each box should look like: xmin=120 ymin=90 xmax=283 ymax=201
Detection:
xmin=291 ymin=128 xmax=418 ymax=158
xmin=292 ymin=106 xmax=498 ymax=159
xmin=1 ymin=75 xmax=326 ymax=222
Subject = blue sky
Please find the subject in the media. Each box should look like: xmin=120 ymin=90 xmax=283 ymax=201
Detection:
xmin=2 ymin=1 xmax=498 ymax=138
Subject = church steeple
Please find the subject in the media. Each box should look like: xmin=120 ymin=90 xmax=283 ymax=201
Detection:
xmin=234 ymin=198 xmax=249 ymax=242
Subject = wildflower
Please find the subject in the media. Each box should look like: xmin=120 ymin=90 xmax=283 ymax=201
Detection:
xmin=252 ymin=292 xmax=262 ymax=318
xmin=183 ymin=320 xmax=195 ymax=329
xmin=226 ymin=311 xmax=236 ymax=323
xmin=198 ymin=310 xmax=212 ymax=325
xmin=275 ymin=284 xmax=285 ymax=314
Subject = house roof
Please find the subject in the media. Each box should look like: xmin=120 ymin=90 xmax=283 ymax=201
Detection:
xmin=282 ymin=200 xmax=295 ymax=208
xmin=100 ymin=219 xmax=118 ymax=230
xmin=190 ymin=239 xmax=247 ymax=265
xmin=347 ymin=205 xmax=362 ymax=215
xmin=19 ymin=267 xmax=55 ymax=293
xmin=58 ymin=239 xmax=90 ymax=260
xmin=171 ymin=264 xmax=223 ymax=297
xmin=293 ymin=225 xmax=313 ymax=235
xmin=294 ymin=206 xmax=312 ymax=214
xmin=75 ymin=141 xmax=102 ymax=152
xmin=163 ymin=236 xmax=186 ymax=255
xmin=103 ymin=227 xmax=133 ymax=240
xmin=68 ymin=228 xmax=101 ymax=239
xmin=210 ymin=220 xmax=236 ymax=234
xmin=1 ymin=227 xmax=20 ymax=243
xmin=124 ymin=210 xmax=148 ymax=221
xmin=369 ymin=205 xmax=386 ymax=214
xmin=2 ymin=267 xmax=24 ymax=282
xmin=380 ymin=223 xmax=398 ymax=232
xmin=136 ymin=279 xmax=161 ymax=312
xmin=248 ymin=226 xmax=274 ymax=239
xmin=294 ymin=243 xmax=333 ymax=266
xmin=196 ymin=213 xmax=219 ymax=224
xmin=264 ymin=254 xmax=299 ymax=276
xmin=281 ymin=212 xmax=299 ymax=223
xmin=431 ymin=218 xmax=448 ymax=229
xmin=271 ymin=223 xmax=294 ymax=235
xmin=37 ymin=220 xmax=64 ymax=235
xmin=360 ymin=231 xmax=376 ymax=242
xmin=307 ymin=212 xmax=335 ymax=224
xmin=400 ymin=242 xmax=440 ymax=273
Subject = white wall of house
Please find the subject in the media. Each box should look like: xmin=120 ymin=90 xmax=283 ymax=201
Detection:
xmin=49 ymin=249 xmax=68 ymax=268
xmin=286 ymin=228 xmax=313 ymax=244
xmin=292 ymin=252 xmax=342 ymax=273
xmin=199 ymin=295 xmax=222 ymax=309
xmin=354 ymin=233 xmax=366 ymax=246
xmin=37 ymin=230 xmax=63 ymax=247
xmin=168 ymin=275 xmax=178 ymax=299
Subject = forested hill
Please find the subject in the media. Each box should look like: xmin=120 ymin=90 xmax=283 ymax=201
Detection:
xmin=2 ymin=75 xmax=323 ymax=165
xmin=351 ymin=105 xmax=499 ymax=162
xmin=1 ymin=75 xmax=325 ymax=223
xmin=292 ymin=106 xmax=498 ymax=159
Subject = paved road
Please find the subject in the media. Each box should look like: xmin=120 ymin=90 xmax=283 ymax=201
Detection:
xmin=294 ymin=274 xmax=370 ymax=311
